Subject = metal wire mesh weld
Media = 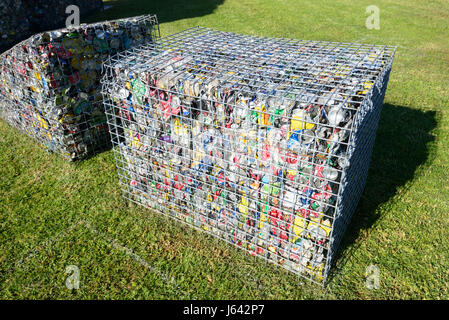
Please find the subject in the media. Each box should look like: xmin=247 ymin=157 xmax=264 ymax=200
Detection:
xmin=0 ymin=14 xmax=160 ymax=160
xmin=102 ymin=27 xmax=396 ymax=284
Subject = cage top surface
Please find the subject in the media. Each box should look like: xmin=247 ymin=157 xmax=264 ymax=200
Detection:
xmin=39 ymin=14 xmax=159 ymax=36
xmin=0 ymin=14 xmax=159 ymax=56
xmin=106 ymin=27 xmax=395 ymax=108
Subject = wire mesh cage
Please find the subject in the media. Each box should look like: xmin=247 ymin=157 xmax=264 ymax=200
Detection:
xmin=102 ymin=27 xmax=396 ymax=284
xmin=0 ymin=14 xmax=159 ymax=160
xmin=0 ymin=0 xmax=104 ymax=53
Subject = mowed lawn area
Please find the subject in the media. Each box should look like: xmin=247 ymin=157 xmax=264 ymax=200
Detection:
xmin=1 ymin=0 xmax=448 ymax=299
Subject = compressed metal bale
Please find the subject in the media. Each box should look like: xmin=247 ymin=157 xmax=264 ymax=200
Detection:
xmin=0 ymin=0 xmax=104 ymax=53
xmin=102 ymin=27 xmax=396 ymax=284
xmin=0 ymin=14 xmax=159 ymax=160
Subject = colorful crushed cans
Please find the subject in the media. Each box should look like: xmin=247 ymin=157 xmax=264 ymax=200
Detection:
xmin=0 ymin=14 xmax=159 ymax=160
xmin=0 ymin=0 xmax=104 ymax=53
xmin=102 ymin=27 xmax=396 ymax=284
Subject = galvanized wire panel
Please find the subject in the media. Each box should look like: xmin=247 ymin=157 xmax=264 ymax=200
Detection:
xmin=0 ymin=14 xmax=159 ymax=160
xmin=102 ymin=27 xmax=395 ymax=284
xmin=0 ymin=0 xmax=104 ymax=53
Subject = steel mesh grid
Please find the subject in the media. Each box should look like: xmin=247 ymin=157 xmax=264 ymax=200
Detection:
xmin=102 ymin=27 xmax=395 ymax=284
xmin=0 ymin=0 xmax=104 ymax=53
xmin=0 ymin=14 xmax=160 ymax=161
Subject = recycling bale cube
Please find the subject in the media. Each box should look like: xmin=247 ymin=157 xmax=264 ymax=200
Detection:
xmin=102 ymin=27 xmax=396 ymax=283
xmin=0 ymin=14 xmax=159 ymax=160
xmin=0 ymin=0 xmax=104 ymax=53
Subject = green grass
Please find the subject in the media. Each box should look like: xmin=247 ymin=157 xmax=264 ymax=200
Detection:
xmin=1 ymin=0 xmax=449 ymax=299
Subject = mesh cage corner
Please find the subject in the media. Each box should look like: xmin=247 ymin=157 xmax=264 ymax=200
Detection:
xmin=102 ymin=27 xmax=396 ymax=284
xmin=0 ymin=0 xmax=105 ymax=54
xmin=0 ymin=14 xmax=160 ymax=161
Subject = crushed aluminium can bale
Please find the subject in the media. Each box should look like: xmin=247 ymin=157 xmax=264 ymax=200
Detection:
xmin=102 ymin=27 xmax=396 ymax=284
xmin=0 ymin=14 xmax=159 ymax=160
xmin=0 ymin=0 xmax=104 ymax=53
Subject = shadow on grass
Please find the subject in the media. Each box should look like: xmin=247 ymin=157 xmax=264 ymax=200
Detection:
xmin=327 ymin=103 xmax=437 ymax=283
xmin=85 ymin=0 xmax=225 ymax=24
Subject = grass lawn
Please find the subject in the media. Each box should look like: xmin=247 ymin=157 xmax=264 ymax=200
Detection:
xmin=1 ymin=0 xmax=449 ymax=299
